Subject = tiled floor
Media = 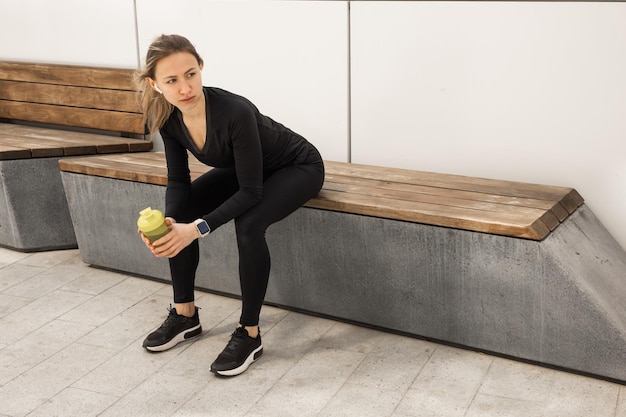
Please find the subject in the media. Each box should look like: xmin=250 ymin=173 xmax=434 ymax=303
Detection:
xmin=0 ymin=247 xmax=624 ymax=417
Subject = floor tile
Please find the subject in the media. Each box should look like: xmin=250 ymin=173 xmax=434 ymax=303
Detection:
xmin=542 ymin=373 xmax=621 ymax=417
xmin=0 ymin=319 xmax=95 ymax=385
xmin=394 ymin=346 xmax=493 ymax=417
xmin=59 ymin=276 xmax=165 ymax=326
xmin=317 ymin=383 xmax=403 ymax=417
xmin=0 ymin=293 xmax=31 ymax=318
xmin=315 ymin=321 xmax=389 ymax=354
xmin=250 ymin=346 xmax=367 ymax=417
xmin=72 ymin=340 xmax=187 ymax=398
xmin=465 ymin=393 xmax=545 ymax=417
xmin=262 ymin=312 xmax=336 ymax=361
xmin=174 ymin=355 xmax=287 ymax=417
xmin=78 ymin=294 xmax=174 ymax=351
xmin=0 ymin=342 xmax=116 ymax=416
xmin=345 ymin=334 xmax=434 ymax=392
xmin=0 ymin=262 xmax=46 ymax=295
xmin=26 ymin=387 xmax=119 ymax=417
xmin=16 ymin=250 xmax=80 ymax=269
xmin=2 ymin=262 xmax=88 ymax=299
xmin=478 ymin=356 xmax=557 ymax=402
xmin=617 ymin=387 xmax=626 ymax=417
xmin=60 ymin=266 xmax=128 ymax=296
xmin=99 ymin=373 xmax=207 ymax=417
xmin=0 ymin=247 xmax=30 ymax=267
xmin=0 ymin=289 xmax=93 ymax=345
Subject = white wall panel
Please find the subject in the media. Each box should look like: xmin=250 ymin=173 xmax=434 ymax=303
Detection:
xmin=351 ymin=2 xmax=626 ymax=250
xmin=136 ymin=0 xmax=348 ymax=162
xmin=0 ymin=0 xmax=137 ymax=67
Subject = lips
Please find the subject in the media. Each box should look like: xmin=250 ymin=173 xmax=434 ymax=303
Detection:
xmin=180 ymin=96 xmax=195 ymax=104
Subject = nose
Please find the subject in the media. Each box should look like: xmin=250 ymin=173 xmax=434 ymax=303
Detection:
xmin=180 ymin=81 xmax=192 ymax=95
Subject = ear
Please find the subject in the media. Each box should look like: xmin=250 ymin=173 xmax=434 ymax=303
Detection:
xmin=147 ymin=77 xmax=161 ymax=94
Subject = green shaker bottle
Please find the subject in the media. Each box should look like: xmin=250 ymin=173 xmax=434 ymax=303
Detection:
xmin=137 ymin=207 xmax=169 ymax=243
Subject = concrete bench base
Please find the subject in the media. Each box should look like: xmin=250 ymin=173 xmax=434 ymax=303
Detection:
xmin=61 ymin=171 xmax=626 ymax=383
xmin=0 ymin=158 xmax=77 ymax=251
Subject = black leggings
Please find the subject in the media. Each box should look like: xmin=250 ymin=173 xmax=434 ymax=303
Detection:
xmin=168 ymin=155 xmax=324 ymax=326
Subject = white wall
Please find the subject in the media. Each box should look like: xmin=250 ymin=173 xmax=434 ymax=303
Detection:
xmin=135 ymin=0 xmax=349 ymax=162
xmin=351 ymin=1 xmax=626 ymax=250
xmin=0 ymin=0 xmax=137 ymax=67
xmin=0 ymin=0 xmax=625 ymax=250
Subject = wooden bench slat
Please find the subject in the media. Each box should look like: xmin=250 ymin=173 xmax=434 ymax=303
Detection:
xmin=17 ymin=134 xmax=147 ymax=155
xmin=0 ymin=123 xmax=150 ymax=146
xmin=323 ymin=180 xmax=560 ymax=232
xmin=558 ymin=191 xmax=585 ymax=214
xmin=311 ymin=189 xmax=551 ymax=240
xmin=0 ymin=134 xmax=131 ymax=157
xmin=326 ymin=173 xmax=570 ymax=223
xmin=94 ymin=151 xmax=210 ymax=179
xmin=58 ymin=153 xmax=207 ymax=185
xmin=0 ymin=135 xmax=69 ymax=157
xmin=0 ymin=61 xmax=135 ymax=90
xmin=59 ymin=155 xmax=169 ymax=185
xmin=0 ymin=101 xmax=146 ymax=134
xmin=324 ymin=161 xmax=583 ymax=213
xmin=0 ymin=125 xmax=152 ymax=158
xmin=0 ymin=144 xmax=32 ymax=160
xmin=0 ymin=80 xmax=141 ymax=113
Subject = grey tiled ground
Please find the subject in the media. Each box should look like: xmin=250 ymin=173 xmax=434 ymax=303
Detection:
xmin=0 ymin=247 xmax=624 ymax=417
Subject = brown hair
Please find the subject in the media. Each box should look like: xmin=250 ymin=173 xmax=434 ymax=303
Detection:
xmin=135 ymin=34 xmax=204 ymax=135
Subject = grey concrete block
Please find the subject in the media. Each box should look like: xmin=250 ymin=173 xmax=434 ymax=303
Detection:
xmin=266 ymin=206 xmax=626 ymax=383
xmin=0 ymin=158 xmax=77 ymax=251
xmin=60 ymin=171 xmax=626 ymax=383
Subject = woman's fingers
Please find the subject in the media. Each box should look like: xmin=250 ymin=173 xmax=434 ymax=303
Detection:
xmin=153 ymin=233 xmax=180 ymax=258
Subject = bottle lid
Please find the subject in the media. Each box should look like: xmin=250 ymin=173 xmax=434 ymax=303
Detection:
xmin=139 ymin=207 xmax=154 ymax=217
xmin=137 ymin=207 xmax=165 ymax=232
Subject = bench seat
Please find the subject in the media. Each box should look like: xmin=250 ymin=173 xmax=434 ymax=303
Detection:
xmin=0 ymin=124 xmax=152 ymax=157
xmin=0 ymin=61 xmax=151 ymax=251
xmin=58 ymin=152 xmax=626 ymax=384
xmin=58 ymin=152 xmax=582 ymax=240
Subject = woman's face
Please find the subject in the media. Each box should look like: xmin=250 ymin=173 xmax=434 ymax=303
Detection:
xmin=151 ymin=52 xmax=204 ymax=113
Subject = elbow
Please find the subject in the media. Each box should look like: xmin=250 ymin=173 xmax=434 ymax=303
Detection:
xmin=246 ymin=185 xmax=263 ymax=204
xmin=251 ymin=189 xmax=263 ymax=203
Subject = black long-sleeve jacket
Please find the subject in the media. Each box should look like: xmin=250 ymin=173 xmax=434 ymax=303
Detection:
xmin=160 ymin=86 xmax=314 ymax=231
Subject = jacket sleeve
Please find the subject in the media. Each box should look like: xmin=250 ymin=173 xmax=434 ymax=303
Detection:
xmin=161 ymin=128 xmax=192 ymax=221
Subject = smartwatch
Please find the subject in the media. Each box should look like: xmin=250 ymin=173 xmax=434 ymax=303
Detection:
xmin=194 ymin=219 xmax=211 ymax=237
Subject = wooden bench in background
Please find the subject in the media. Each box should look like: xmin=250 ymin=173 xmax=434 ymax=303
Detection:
xmin=0 ymin=61 xmax=152 ymax=251
xmin=58 ymin=151 xmax=626 ymax=383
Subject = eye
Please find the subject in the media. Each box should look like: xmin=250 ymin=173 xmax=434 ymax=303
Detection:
xmin=165 ymin=78 xmax=176 ymax=84
xmin=187 ymin=72 xmax=196 ymax=78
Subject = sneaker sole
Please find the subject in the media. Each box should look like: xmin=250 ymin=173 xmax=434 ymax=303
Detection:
xmin=144 ymin=324 xmax=202 ymax=352
xmin=212 ymin=345 xmax=263 ymax=377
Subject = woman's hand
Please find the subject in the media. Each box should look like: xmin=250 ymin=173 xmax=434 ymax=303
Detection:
xmin=137 ymin=217 xmax=200 ymax=258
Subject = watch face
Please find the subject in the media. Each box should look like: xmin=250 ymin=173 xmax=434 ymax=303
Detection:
xmin=198 ymin=221 xmax=210 ymax=234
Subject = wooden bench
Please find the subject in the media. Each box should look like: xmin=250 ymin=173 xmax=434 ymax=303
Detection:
xmin=59 ymin=152 xmax=626 ymax=384
xmin=0 ymin=61 xmax=152 ymax=251
xmin=58 ymin=152 xmax=582 ymax=240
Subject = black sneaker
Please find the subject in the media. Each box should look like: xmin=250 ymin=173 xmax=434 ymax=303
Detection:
xmin=210 ymin=327 xmax=263 ymax=376
xmin=142 ymin=305 xmax=202 ymax=352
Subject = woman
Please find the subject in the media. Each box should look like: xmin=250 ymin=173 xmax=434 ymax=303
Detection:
xmin=135 ymin=34 xmax=324 ymax=376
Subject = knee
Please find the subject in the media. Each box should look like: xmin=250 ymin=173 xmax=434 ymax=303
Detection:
xmin=235 ymin=216 xmax=265 ymax=247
